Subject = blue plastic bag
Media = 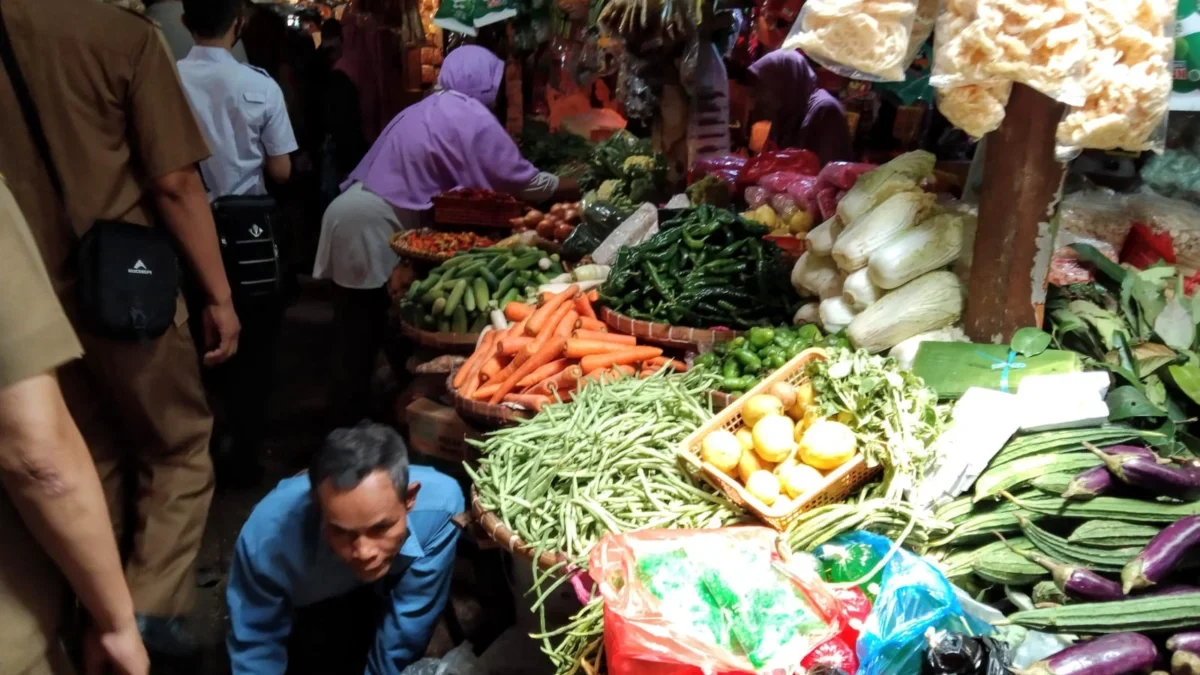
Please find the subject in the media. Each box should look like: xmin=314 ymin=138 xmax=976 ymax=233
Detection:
xmin=827 ymin=532 xmax=991 ymax=675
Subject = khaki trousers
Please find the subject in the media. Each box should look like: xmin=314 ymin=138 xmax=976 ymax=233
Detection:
xmin=58 ymin=317 xmax=214 ymax=618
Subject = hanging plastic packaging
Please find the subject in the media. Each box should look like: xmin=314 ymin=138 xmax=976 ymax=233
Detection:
xmin=930 ymin=0 xmax=1090 ymax=106
xmin=736 ymin=149 xmax=820 ymax=188
xmin=590 ymin=527 xmax=845 ymax=675
xmin=934 ymin=83 xmax=1012 ymax=139
xmin=433 ymin=0 xmax=479 ymax=36
xmin=902 ymin=0 xmax=937 ymax=67
xmin=780 ymin=0 xmax=917 ymax=81
xmin=1054 ymin=0 xmax=1177 ymax=153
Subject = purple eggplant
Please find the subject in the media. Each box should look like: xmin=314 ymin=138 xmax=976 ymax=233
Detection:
xmin=1123 ymin=516 xmax=1200 ymax=593
xmin=1016 ymin=633 xmax=1158 ymax=675
xmin=1006 ymin=531 xmax=1125 ymax=601
xmin=1174 ymin=650 xmax=1200 ymax=675
xmin=1169 ymin=632 xmax=1200 ymax=655
xmin=1063 ymin=447 xmax=1158 ymax=500
xmin=1086 ymin=444 xmax=1200 ymax=502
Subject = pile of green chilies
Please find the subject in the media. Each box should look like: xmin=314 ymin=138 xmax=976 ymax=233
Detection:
xmin=465 ymin=368 xmax=746 ymax=673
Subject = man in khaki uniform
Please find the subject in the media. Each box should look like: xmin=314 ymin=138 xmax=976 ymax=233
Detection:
xmin=0 ymin=178 xmax=149 ymax=675
xmin=0 ymin=0 xmax=241 ymax=655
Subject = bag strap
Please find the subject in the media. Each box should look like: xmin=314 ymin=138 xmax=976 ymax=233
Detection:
xmin=0 ymin=0 xmax=69 ymax=208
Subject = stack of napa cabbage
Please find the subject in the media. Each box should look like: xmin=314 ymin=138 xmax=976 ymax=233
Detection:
xmin=789 ymin=151 xmax=968 ymax=354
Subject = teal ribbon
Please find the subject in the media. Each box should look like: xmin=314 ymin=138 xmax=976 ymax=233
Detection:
xmin=974 ymin=349 xmax=1027 ymax=393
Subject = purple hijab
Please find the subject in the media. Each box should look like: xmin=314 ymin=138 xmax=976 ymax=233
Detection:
xmin=342 ymin=46 xmax=538 ymax=210
xmin=748 ymin=51 xmax=853 ymax=164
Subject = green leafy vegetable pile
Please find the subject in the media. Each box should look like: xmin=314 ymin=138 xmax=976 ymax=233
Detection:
xmin=581 ymin=130 xmax=667 ymax=213
xmin=598 ymin=206 xmax=798 ymax=329
xmin=516 ymin=120 xmax=592 ymax=175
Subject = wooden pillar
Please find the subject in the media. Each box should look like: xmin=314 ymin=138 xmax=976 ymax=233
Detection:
xmin=964 ymin=83 xmax=1068 ymax=343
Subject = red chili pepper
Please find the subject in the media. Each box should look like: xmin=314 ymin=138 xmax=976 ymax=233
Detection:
xmin=802 ymin=637 xmax=859 ymax=674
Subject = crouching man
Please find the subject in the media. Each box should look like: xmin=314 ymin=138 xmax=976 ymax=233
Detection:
xmin=226 ymin=422 xmax=464 ymax=674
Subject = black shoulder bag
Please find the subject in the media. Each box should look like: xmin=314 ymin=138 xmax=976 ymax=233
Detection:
xmin=0 ymin=3 xmax=179 ymax=341
xmin=199 ymin=170 xmax=284 ymax=302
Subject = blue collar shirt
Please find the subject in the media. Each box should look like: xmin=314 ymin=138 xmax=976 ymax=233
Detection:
xmin=177 ymin=45 xmax=297 ymax=199
xmin=225 ymin=467 xmax=464 ymax=675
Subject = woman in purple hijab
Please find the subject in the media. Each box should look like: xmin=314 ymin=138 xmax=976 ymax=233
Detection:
xmin=314 ymin=45 xmax=578 ymax=422
xmin=748 ymin=50 xmax=853 ymax=164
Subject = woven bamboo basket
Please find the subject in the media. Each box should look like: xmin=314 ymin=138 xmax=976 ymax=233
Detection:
xmin=708 ymin=389 xmax=736 ymax=411
xmin=447 ymin=373 xmax=532 ymax=428
xmin=389 ymin=231 xmax=458 ymax=263
xmin=398 ymin=319 xmax=483 ymax=354
xmin=598 ymin=306 xmax=744 ymax=349
xmin=678 ymin=347 xmax=880 ymax=531
xmin=470 ymin=487 xmax=561 ymax=571
xmin=432 ymin=194 xmax=522 ymax=229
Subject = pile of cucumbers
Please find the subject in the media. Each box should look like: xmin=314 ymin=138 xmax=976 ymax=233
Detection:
xmin=400 ymin=245 xmax=563 ymax=333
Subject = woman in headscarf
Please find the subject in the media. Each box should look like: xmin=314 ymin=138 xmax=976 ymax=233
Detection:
xmin=314 ymin=45 xmax=578 ymax=424
xmin=747 ymin=50 xmax=853 ymax=164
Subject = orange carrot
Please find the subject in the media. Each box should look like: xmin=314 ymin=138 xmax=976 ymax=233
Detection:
xmin=528 ymin=365 xmax=584 ymax=396
xmin=488 ymin=345 xmax=531 ymax=384
xmin=525 ymin=285 xmax=579 ymax=337
xmin=580 ymin=346 xmax=663 ymax=374
xmin=644 ymin=356 xmax=688 ymax=372
xmin=472 ymin=382 xmax=502 ymax=401
xmin=497 ymin=336 xmax=533 ymax=356
xmin=572 ymin=329 xmax=635 ymax=345
xmin=516 ymin=358 xmax=570 ymax=388
xmin=531 ymin=301 xmax=574 ymax=351
xmin=565 ymin=339 xmax=628 ymax=359
xmin=574 ymin=294 xmax=597 ymax=320
xmin=489 ymin=339 xmax=567 ymax=404
xmin=454 ymin=330 xmax=495 ymax=389
xmin=611 ymin=364 xmax=637 ymax=377
xmin=577 ymin=317 xmax=607 ymax=332
xmin=502 ymin=393 xmax=551 ymax=412
xmin=587 ymin=290 xmax=599 ymax=303
xmin=504 ymin=301 xmax=533 ymax=321
xmin=553 ymin=310 xmax=579 ymax=339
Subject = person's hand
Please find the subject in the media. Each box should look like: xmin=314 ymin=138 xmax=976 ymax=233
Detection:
xmin=387 ymin=263 xmax=416 ymax=299
xmin=84 ymin=621 xmax=149 ymax=675
xmin=202 ymin=298 xmax=241 ymax=367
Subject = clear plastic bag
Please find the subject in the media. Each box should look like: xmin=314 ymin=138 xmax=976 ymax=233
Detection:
xmin=1048 ymin=232 xmax=1119 ymax=285
xmin=1055 ymin=0 xmax=1176 ymax=153
xmin=930 ymin=0 xmax=1090 ymax=106
xmin=590 ymin=527 xmax=844 ymax=675
xmin=934 ymin=83 xmax=1012 ymax=139
xmin=1126 ymin=192 xmax=1200 ymax=273
xmin=400 ymin=643 xmax=482 ymax=675
xmin=745 ymin=185 xmax=772 ymax=209
xmin=780 ymin=0 xmax=917 ymax=81
xmin=771 ymin=192 xmax=801 ymax=219
xmin=760 ymin=171 xmax=815 ymax=194
xmin=846 ymin=532 xmax=993 ymax=675
xmin=1057 ymin=189 xmax=1134 ymax=250
xmin=1142 ymin=149 xmax=1200 ymax=204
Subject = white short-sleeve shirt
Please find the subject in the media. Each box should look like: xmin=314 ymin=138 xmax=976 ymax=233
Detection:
xmin=177 ymin=45 xmax=298 ymax=199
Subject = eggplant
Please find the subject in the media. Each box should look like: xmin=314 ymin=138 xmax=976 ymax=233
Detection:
xmin=1174 ymin=650 xmax=1200 ymax=675
xmin=1086 ymin=444 xmax=1200 ymax=502
xmin=1123 ymin=516 xmax=1200 ymax=593
xmin=1169 ymin=632 xmax=1200 ymax=655
xmin=1065 ymin=446 xmax=1160 ymax=500
xmin=1016 ymin=633 xmax=1157 ymax=675
xmin=1006 ymin=534 xmax=1125 ymax=601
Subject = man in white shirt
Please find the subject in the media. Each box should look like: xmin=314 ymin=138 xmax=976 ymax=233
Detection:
xmin=178 ymin=0 xmax=298 ymax=487
xmin=146 ymin=0 xmax=248 ymax=62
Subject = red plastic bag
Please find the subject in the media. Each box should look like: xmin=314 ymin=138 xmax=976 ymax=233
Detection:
xmin=802 ymin=638 xmax=859 ymax=674
xmin=817 ymin=163 xmax=877 ymax=191
xmin=1120 ymin=222 xmax=1177 ymax=269
xmin=693 ymin=155 xmax=748 ymax=182
xmin=817 ymin=187 xmax=840 ymax=221
xmin=591 ymin=528 xmax=844 ymax=675
xmin=759 ymin=171 xmax=814 ymax=194
xmin=737 ymin=149 xmax=821 ymax=188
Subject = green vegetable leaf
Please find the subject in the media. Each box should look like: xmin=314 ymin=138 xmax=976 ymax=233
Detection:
xmin=1155 ymin=298 xmax=1196 ymax=350
xmin=1144 ymin=373 xmax=1169 ymax=409
xmin=1067 ymin=300 xmax=1127 ymax=351
xmin=1131 ymin=275 xmax=1169 ymax=335
xmin=1130 ymin=342 xmax=1180 ymax=377
xmin=1168 ymin=362 xmax=1200 ymax=407
xmin=1190 ymin=292 xmax=1200 ymax=325
xmin=1106 ymin=385 xmax=1167 ymax=420
xmin=1069 ymin=243 xmax=1127 ymax=285
xmin=1011 ymin=327 xmax=1052 ymax=357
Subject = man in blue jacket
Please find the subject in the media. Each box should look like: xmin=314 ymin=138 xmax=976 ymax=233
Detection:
xmin=226 ymin=422 xmax=464 ymax=674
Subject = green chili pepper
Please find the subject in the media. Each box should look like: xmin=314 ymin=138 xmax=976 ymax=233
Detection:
xmin=730 ymin=348 xmax=762 ymax=372
xmin=721 ymin=359 xmax=742 ymax=379
xmin=729 ymin=336 xmax=747 ymax=349
xmin=748 ymin=327 xmax=776 ymax=349
xmin=722 ymin=376 xmax=758 ymax=392
xmin=693 ymin=352 xmax=719 ymax=369
xmin=795 ymin=323 xmax=822 ymax=346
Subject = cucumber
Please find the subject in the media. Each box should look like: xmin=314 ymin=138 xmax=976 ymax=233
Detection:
xmin=473 ymin=278 xmax=490 ymax=311
xmin=1016 ymin=515 xmax=1142 ymax=572
xmin=444 ymin=279 xmax=468 ymax=317
xmin=1068 ymin=521 xmax=1161 ymax=549
xmin=464 ymin=279 xmax=477 ymax=312
xmin=486 ymin=254 xmax=510 ymax=275
xmin=972 ymin=537 xmax=1048 ymax=585
xmin=1006 ymin=593 xmax=1200 ymax=633
xmin=975 ymin=453 xmax=1103 ymax=502
xmin=420 ymin=278 xmax=447 ymax=304
xmin=495 ymin=270 xmax=518 ymax=299
xmin=438 ymin=319 xmax=451 ymax=333
xmin=1010 ymin=493 xmax=1200 ymax=523
xmin=469 ymin=313 xmax=489 ymax=333
xmin=505 ymin=252 xmax=542 ymax=271
xmin=431 ymin=297 xmax=447 ymax=315
xmin=498 ymin=288 xmax=520 ymax=310
xmin=479 ymin=268 xmax=499 ymax=288
xmin=441 ymin=252 xmax=480 ymax=268
xmin=451 ymin=305 xmax=468 ymax=333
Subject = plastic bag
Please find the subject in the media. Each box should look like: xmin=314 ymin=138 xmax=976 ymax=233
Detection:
xmin=433 ymin=0 xmax=479 ymax=36
xmin=745 ymin=186 xmax=772 ymax=209
xmin=562 ymin=199 xmax=630 ymax=260
xmin=1049 ymin=232 xmax=1118 ymax=285
xmin=833 ymin=532 xmax=992 ymax=675
xmin=771 ymin=193 xmax=800 ymax=219
xmin=816 ymin=163 xmax=877 ymax=191
xmin=930 ymin=0 xmax=1089 ymax=106
xmin=693 ymin=155 xmax=747 ymax=181
xmin=1126 ymin=192 xmax=1200 ymax=273
xmin=780 ymin=0 xmax=917 ymax=82
xmin=400 ymin=643 xmax=482 ymax=675
xmin=921 ymin=633 xmax=1011 ymax=675
xmin=1054 ymin=0 xmax=1175 ymax=153
xmin=759 ymin=171 xmax=813 ymax=194
xmin=590 ymin=527 xmax=844 ymax=675
xmin=1142 ymin=149 xmax=1200 ymax=204
xmin=736 ymin=149 xmax=820 ymax=188
xmin=592 ymin=203 xmax=660 ymax=265
xmin=1057 ymin=189 xmax=1134 ymax=250
xmin=935 ymin=84 xmax=1012 ymax=139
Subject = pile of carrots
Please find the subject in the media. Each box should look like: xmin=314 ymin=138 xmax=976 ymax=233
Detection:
xmin=451 ymin=284 xmax=687 ymax=412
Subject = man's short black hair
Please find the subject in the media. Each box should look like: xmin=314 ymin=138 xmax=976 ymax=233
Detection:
xmin=321 ymin=18 xmax=342 ymax=42
xmin=311 ymin=421 xmax=411 ymax=499
xmin=182 ymin=0 xmax=244 ymax=39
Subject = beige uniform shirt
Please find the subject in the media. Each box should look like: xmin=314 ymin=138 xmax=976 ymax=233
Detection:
xmin=0 ymin=177 xmax=84 ymax=674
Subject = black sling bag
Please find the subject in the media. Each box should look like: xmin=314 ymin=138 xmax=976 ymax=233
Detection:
xmin=0 ymin=2 xmax=179 ymax=340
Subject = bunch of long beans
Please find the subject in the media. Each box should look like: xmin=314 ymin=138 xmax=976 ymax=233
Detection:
xmin=465 ymin=368 xmax=746 ymax=674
